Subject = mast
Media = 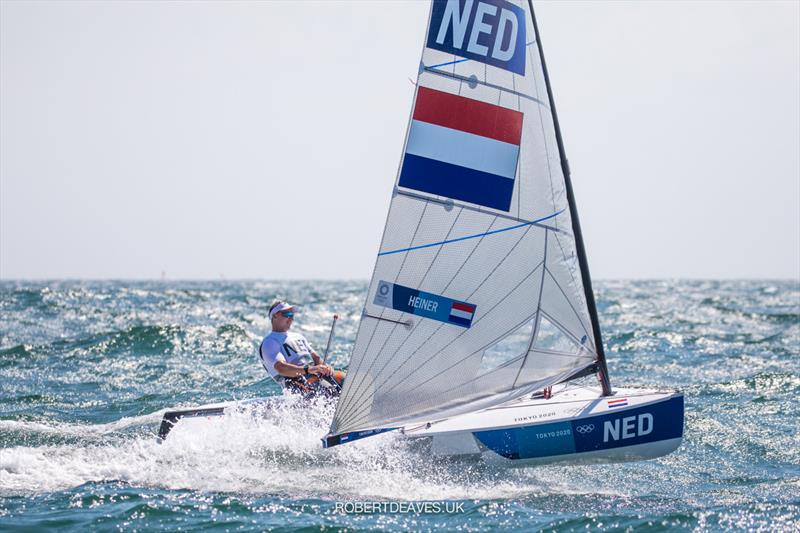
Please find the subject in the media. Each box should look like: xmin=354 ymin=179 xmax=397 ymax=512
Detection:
xmin=527 ymin=0 xmax=612 ymax=395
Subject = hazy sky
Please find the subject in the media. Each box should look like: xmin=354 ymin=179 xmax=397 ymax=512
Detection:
xmin=1 ymin=1 xmax=798 ymax=280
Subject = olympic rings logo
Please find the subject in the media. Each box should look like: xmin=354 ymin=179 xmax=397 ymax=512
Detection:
xmin=575 ymin=424 xmax=595 ymax=434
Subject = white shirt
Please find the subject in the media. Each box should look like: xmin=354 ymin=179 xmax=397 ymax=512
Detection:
xmin=259 ymin=331 xmax=315 ymax=380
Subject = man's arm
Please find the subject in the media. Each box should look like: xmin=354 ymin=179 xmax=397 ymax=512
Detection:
xmin=275 ymin=360 xmax=331 ymax=377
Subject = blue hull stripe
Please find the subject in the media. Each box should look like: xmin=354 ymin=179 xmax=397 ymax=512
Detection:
xmin=398 ymin=154 xmax=515 ymax=212
xmin=474 ymin=395 xmax=684 ymax=460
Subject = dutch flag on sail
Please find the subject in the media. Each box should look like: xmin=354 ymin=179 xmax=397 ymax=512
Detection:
xmin=448 ymin=301 xmax=476 ymax=327
xmin=398 ymin=87 xmax=523 ymax=212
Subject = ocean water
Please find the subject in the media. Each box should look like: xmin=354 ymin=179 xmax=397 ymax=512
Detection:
xmin=0 ymin=279 xmax=798 ymax=532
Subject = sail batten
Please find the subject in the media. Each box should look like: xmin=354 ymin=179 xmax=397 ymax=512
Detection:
xmin=422 ymin=66 xmax=548 ymax=105
xmin=329 ymin=0 xmax=604 ymax=438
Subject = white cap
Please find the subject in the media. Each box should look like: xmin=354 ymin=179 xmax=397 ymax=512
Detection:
xmin=269 ymin=301 xmax=296 ymax=319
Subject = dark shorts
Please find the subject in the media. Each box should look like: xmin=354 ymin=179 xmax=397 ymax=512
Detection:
xmin=284 ymin=371 xmax=345 ymax=399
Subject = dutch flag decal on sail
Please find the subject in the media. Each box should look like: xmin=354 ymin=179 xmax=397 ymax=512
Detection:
xmin=398 ymin=87 xmax=523 ymax=212
xmin=449 ymin=301 xmax=476 ymax=327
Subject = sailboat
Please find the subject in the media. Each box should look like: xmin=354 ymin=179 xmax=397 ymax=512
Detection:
xmin=322 ymin=0 xmax=684 ymax=465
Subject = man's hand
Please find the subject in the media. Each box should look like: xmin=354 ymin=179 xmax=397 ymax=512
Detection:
xmin=309 ymin=364 xmax=333 ymax=376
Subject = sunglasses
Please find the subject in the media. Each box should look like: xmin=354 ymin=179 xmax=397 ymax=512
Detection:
xmin=280 ymin=311 xmax=295 ymax=319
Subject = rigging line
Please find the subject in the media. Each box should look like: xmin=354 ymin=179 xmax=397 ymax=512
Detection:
xmin=340 ymin=247 xmax=542 ymax=429
xmin=422 ymin=67 xmax=547 ymax=106
xmin=378 ymin=209 xmax=564 ymax=256
xmin=339 ymin=208 xmax=465 ymax=414
xmin=395 ymin=190 xmax=565 ymax=230
xmin=335 ymin=200 xmax=433 ymax=420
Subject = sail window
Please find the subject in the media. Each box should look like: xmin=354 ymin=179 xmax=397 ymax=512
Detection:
xmin=532 ymin=314 xmax=583 ymax=354
xmin=479 ymin=318 xmax=534 ymax=372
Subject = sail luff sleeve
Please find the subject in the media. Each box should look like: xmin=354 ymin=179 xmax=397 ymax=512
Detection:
xmin=527 ymin=0 xmax=611 ymax=395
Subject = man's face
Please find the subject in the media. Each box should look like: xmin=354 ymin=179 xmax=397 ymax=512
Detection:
xmin=271 ymin=310 xmax=294 ymax=332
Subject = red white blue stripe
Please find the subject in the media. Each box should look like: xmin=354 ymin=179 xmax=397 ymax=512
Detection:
xmin=607 ymin=398 xmax=629 ymax=409
xmin=449 ymin=302 xmax=476 ymax=327
xmin=398 ymin=87 xmax=523 ymax=212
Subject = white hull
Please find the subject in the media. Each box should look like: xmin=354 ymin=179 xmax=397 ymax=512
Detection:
xmin=162 ymin=386 xmax=684 ymax=467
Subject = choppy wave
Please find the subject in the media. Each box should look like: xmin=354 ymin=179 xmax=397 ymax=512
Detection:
xmin=0 ymin=280 xmax=798 ymax=531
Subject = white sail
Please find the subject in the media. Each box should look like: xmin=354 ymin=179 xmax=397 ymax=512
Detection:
xmin=330 ymin=0 xmax=598 ymax=437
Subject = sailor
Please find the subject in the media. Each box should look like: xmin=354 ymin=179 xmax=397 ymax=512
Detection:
xmin=258 ymin=301 xmax=345 ymax=397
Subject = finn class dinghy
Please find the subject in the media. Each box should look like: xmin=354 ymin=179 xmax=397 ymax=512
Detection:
xmin=321 ymin=0 xmax=684 ymax=465
xmin=158 ymin=0 xmax=684 ymax=465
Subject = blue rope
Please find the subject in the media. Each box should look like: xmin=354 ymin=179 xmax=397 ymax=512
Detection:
xmin=427 ymin=57 xmax=471 ymax=69
xmin=425 ymin=41 xmax=536 ymax=70
xmin=378 ymin=209 xmax=564 ymax=256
